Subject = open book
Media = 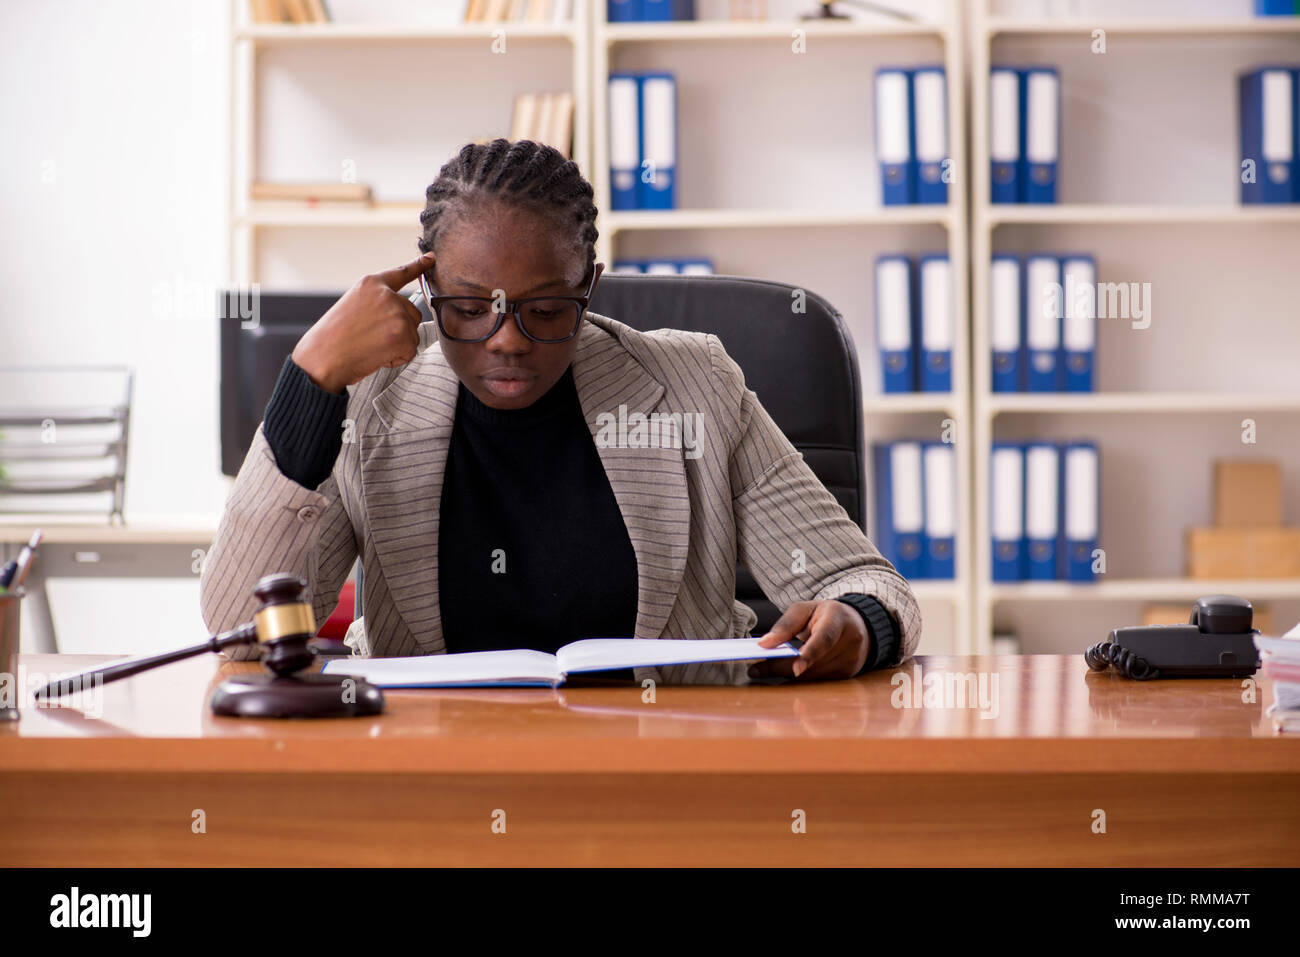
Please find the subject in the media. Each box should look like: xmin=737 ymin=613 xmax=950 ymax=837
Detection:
xmin=319 ymin=637 xmax=801 ymax=688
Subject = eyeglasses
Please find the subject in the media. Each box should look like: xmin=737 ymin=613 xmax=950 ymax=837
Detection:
xmin=418 ymin=262 xmax=604 ymax=343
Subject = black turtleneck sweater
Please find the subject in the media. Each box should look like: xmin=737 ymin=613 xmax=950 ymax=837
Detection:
xmin=260 ymin=355 xmax=900 ymax=675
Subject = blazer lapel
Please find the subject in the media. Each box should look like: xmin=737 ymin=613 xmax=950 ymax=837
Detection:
xmin=359 ymin=313 xmax=692 ymax=653
xmin=573 ymin=314 xmax=692 ymax=641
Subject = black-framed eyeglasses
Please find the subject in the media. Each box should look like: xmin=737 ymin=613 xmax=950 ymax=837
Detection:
xmin=418 ymin=262 xmax=604 ymax=343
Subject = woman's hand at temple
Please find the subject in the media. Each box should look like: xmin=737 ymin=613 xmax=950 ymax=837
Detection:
xmin=291 ymin=252 xmax=435 ymax=395
xmin=748 ymin=600 xmax=873 ymax=680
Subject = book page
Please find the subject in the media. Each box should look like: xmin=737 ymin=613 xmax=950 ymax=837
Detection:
xmin=555 ymin=637 xmax=800 ymax=676
xmin=322 ymin=649 xmax=561 ymax=687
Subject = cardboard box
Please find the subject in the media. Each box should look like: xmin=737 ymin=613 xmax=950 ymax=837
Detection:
xmin=1186 ymin=526 xmax=1300 ymax=579
xmin=1141 ymin=601 xmax=1273 ymax=635
xmin=1214 ymin=460 xmax=1283 ymax=526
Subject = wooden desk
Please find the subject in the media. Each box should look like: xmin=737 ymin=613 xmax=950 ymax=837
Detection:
xmin=1 ymin=653 xmax=1296 ymax=866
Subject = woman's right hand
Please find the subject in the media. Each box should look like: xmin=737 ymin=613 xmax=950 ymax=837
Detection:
xmin=290 ymin=251 xmax=435 ymax=395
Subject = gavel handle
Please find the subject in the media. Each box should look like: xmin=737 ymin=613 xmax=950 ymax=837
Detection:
xmin=32 ymin=622 xmax=259 ymax=700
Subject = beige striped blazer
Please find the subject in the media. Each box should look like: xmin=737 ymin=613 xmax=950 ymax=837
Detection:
xmin=199 ymin=310 xmax=922 ymax=684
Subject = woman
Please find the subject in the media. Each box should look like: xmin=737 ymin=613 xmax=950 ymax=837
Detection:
xmin=200 ymin=139 xmax=920 ymax=684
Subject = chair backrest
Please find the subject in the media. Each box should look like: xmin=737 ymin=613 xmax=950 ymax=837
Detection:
xmin=357 ymin=276 xmax=865 ymax=634
xmin=587 ymin=273 xmax=866 ymax=634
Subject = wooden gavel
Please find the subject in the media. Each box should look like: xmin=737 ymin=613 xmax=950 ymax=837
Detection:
xmin=31 ymin=573 xmax=383 ymax=718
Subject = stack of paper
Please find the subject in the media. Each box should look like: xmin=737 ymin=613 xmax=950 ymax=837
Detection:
xmin=1255 ymin=626 xmax=1300 ymax=733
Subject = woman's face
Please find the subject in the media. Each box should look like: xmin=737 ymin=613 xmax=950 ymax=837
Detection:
xmin=431 ymin=201 xmax=594 ymax=411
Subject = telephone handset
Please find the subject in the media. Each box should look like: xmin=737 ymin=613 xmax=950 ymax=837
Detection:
xmin=1084 ymin=595 xmax=1262 ymax=680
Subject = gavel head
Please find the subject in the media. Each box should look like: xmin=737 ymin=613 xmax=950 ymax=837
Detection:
xmin=250 ymin=573 xmax=318 ymax=677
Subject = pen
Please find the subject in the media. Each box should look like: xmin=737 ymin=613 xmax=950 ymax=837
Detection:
xmin=1 ymin=530 xmax=43 ymax=590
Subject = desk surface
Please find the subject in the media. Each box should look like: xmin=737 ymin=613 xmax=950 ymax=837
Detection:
xmin=3 ymin=653 xmax=1293 ymax=775
xmin=0 ymin=518 xmax=219 ymax=544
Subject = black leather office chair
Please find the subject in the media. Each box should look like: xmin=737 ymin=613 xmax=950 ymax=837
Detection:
xmin=353 ymin=274 xmax=866 ymax=636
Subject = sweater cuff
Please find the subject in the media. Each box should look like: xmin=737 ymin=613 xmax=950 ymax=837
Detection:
xmin=836 ymin=594 xmax=901 ymax=675
xmin=262 ymin=355 xmax=349 ymax=489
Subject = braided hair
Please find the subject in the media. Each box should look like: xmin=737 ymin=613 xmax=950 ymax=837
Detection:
xmin=417 ymin=138 xmax=599 ymax=284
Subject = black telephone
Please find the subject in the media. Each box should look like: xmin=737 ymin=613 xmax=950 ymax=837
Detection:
xmin=1084 ymin=595 xmax=1262 ymax=680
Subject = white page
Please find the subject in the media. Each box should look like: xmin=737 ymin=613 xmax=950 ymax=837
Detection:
xmin=555 ymin=637 xmax=800 ymax=676
xmin=321 ymin=649 xmax=561 ymax=687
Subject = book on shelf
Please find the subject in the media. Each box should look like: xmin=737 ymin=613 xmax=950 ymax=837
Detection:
xmin=871 ymin=440 xmax=957 ymax=581
xmin=250 ymin=0 xmax=330 ymax=24
xmin=990 ymin=440 xmax=1099 ymax=583
xmin=466 ymin=0 xmax=574 ymax=23
xmin=874 ymin=253 xmax=953 ymax=394
xmin=989 ymin=66 xmax=1059 ymax=205
xmin=609 ymin=0 xmax=697 ymax=20
xmin=874 ymin=66 xmax=949 ymax=207
xmin=320 ymin=636 xmax=799 ymax=688
xmin=250 ymin=181 xmax=373 ymax=204
xmin=608 ymin=72 xmax=678 ymax=210
xmin=613 ymin=258 xmax=714 ymax=274
xmin=511 ymin=91 xmax=574 ymax=158
xmin=989 ymin=253 xmax=1096 ymax=393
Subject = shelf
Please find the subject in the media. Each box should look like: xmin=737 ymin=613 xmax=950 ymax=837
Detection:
xmin=602 ymin=19 xmax=948 ymax=43
xmin=910 ymin=581 xmax=963 ymax=601
xmin=989 ymin=579 xmax=1300 ymax=602
xmin=606 ymin=207 xmax=953 ymax=232
xmin=984 ymin=393 xmax=1300 ymax=416
xmin=866 ymin=394 xmax=958 ymax=415
xmin=985 ymin=17 xmax=1300 ymax=37
xmin=983 ymin=205 xmax=1300 ymax=226
xmin=238 ymin=201 xmax=424 ymax=227
xmin=235 ymin=23 xmax=578 ymax=45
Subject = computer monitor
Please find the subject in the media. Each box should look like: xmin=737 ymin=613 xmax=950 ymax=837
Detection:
xmin=218 ymin=291 xmax=341 ymax=477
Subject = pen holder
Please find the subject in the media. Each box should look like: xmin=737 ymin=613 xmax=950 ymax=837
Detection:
xmin=0 ymin=587 xmax=24 ymax=722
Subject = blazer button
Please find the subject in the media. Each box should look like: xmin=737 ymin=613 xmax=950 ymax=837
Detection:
xmin=297 ymin=505 xmax=318 ymax=521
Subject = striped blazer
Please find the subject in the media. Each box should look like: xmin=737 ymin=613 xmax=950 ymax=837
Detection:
xmin=199 ymin=310 xmax=922 ymax=684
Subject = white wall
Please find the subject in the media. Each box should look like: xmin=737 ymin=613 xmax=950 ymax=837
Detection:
xmin=1 ymin=0 xmax=233 ymax=651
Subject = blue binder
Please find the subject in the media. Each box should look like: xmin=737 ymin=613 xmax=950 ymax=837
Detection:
xmin=990 ymin=254 xmax=1022 ymax=392
xmin=875 ymin=255 xmax=915 ymax=393
xmin=1023 ymin=442 xmax=1060 ymax=581
xmin=1239 ymin=67 xmax=1297 ymax=204
xmin=1256 ymin=0 xmax=1298 ymax=14
xmin=678 ymin=259 xmax=714 ymax=274
xmin=990 ymin=442 xmax=1026 ymax=582
xmin=1024 ymin=255 xmax=1063 ymax=392
xmin=642 ymin=0 xmax=671 ymax=19
xmin=918 ymin=254 xmax=952 ymax=392
xmin=637 ymin=73 xmax=677 ymax=210
xmin=1060 ymin=254 xmax=1096 ymax=392
xmin=921 ymin=442 xmax=956 ymax=579
xmin=1061 ymin=442 xmax=1099 ymax=582
xmin=1021 ymin=67 xmax=1060 ymax=204
xmin=912 ymin=67 xmax=948 ymax=204
xmin=989 ymin=68 xmax=1021 ymax=203
xmin=873 ymin=442 xmax=926 ymax=579
xmin=608 ymin=73 xmax=641 ymax=210
xmin=875 ymin=68 xmax=914 ymax=205
xmin=608 ymin=0 xmax=643 ymax=21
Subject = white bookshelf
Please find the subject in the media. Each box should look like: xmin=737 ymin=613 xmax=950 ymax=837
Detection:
xmin=228 ymin=1 xmax=593 ymax=286
xmin=970 ymin=0 xmax=1300 ymax=654
xmin=983 ymin=17 xmax=1300 ymax=37
xmin=222 ymin=0 xmax=1300 ymax=657
xmin=590 ymin=0 xmax=972 ymax=654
